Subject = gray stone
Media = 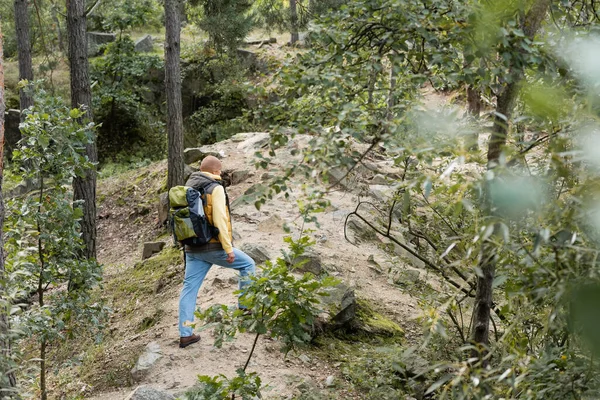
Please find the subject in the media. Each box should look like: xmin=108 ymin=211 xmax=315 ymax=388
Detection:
xmin=131 ymin=342 xmax=162 ymax=381
xmin=125 ymin=385 xmax=175 ymax=400
xmin=371 ymin=174 xmax=389 ymax=185
xmin=231 ymin=169 xmax=251 ymax=185
xmin=135 ymin=35 xmax=154 ymax=52
xmin=326 ymin=167 xmax=351 ymax=189
xmin=236 ymin=49 xmax=267 ymax=72
xmin=331 ymin=288 xmax=357 ymax=328
xmin=346 ymin=219 xmax=378 ymax=244
xmin=292 ymin=250 xmax=323 ymax=275
xmin=233 ymin=132 xmax=270 ymax=153
xmin=369 ymin=184 xmax=395 ymax=203
xmin=240 ymin=243 xmax=271 ymax=265
xmin=184 ymin=147 xmax=221 ymax=165
xmin=87 ymin=32 xmax=116 ymax=56
xmin=393 ymin=268 xmax=421 ymax=285
xmin=298 ymin=354 xmax=311 ymax=363
xmin=158 ymin=192 xmax=169 ymax=225
xmin=325 ymin=375 xmax=335 ymax=387
xmin=142 ymin=242 xmax=166 ymax=260
xmin=184 ymin=164 xmax=198 ymax=182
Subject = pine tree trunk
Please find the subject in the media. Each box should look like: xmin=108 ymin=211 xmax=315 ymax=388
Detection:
xmin=0 ymin=24 xmax=17 ymax=396
xmin=289 ymin=0 xmax=299 ymax=44
xmin=164 ymin=0 xmax=185 ymax=189
xmin=14 ymin=0 xmax=34 ymax=115
xmin=471 ymin=0 xmax=551 ymax=359
xmin=67 ymin=0 xmax=97 ymax=260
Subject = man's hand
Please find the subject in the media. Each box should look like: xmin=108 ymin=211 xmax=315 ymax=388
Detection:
xmin=226 ymin=252 xmax=235 ymax=264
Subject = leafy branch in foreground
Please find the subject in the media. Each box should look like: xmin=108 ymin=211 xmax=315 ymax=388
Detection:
xmin=181 ymin=235 xmax=337 ymax=400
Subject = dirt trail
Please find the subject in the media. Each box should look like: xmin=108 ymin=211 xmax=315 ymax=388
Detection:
xmin=88 ymin=132 xmax=426 ymax=399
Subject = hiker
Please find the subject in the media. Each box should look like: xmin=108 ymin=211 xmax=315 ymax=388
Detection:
xmin=178 ymin=155 xmax=256 ymax=348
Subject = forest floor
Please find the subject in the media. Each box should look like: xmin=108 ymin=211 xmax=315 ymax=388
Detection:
xmin=47 ymin=129 xmax=443 ymax=400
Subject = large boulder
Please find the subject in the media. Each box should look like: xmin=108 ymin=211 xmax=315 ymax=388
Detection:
xmin=184 ymin=147 xmax=221 ymax=165
xmin=131 ymin=342 xmax=162 ymax=381
xmin=240 ymin=243 xmax=271 ymax=265
xmin=125 ymin=386 xmax=175 ymax=400
xmin=135 ymin=35 xmax=154 ymax=52
xmin=87 ymin=32 xmax=116 ymax=56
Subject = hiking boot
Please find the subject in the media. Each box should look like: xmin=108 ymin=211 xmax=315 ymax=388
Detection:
xmin=179 ymin=334 xmax=201 ymax=348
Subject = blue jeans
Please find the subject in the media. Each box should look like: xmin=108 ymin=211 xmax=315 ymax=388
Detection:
xmin=178 ymin=248 xmax=256 ymax=337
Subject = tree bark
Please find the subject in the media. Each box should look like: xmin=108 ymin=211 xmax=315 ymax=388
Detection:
xmin=471 ymin=0 xmax=551 ymax=359
xmin=0 ymin=23 xmax=17 ymax=396
xmin=486 ymin=0 xmax=551 ymax=165
xmin=466 ymin=84 xmax=481 ymax=150
xmin=164 ymin=0 xmax=185 ymax=189
xmin=14 ymin=0 xmax=34 ymax=116
xmin=289 ymin=0 xmax=299 ymax=45
xmin=67 ymin=0 xmax=97 ymax=260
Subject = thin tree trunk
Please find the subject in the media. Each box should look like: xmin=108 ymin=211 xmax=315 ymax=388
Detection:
xmin=51 ymin=5 xmax=65 ymax=53
xmin=466 ymin=85 xmax=481 ymax=150
xmin=164 ymin=0 xmax=185 ymax=189
xmin=14 ymin=0 xmax=34 ymax=115
xmin=0 ymin=23 xmax=17 ymax=396
xmin=486 ymin=0 xmax=551 ymax=165
xmin=471 ymin=0 xmax=551 ymax=359
xmin=67 ymin=0 xmax=97 ymax=261
xmin=386 ymin=66 xmax=397 ymax=121
xmin=289 ymin=0 xmax=299 ymax=45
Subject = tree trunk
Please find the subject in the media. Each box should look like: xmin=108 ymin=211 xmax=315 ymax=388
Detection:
xmin=486 ymin=0 xmax=551 ymax=165
xmin=51 ymin=5 xmax=65 ymax=53
xmin=471 ymin=0 xmax=551 ymax=359
xmin=466 ymin=85 xmax=481 ymax=150
xmin=67 ymin=0 xmax=97 ymax=260
xmin=289 ymin=0 xmax=299 ymax=45
xmin=14 ymin=0 xmax=34 ymax=115
xmin=0 ymin=24 xmax=17 ymax=396
xmin=164 ymin=0 xmax=185 ymax=189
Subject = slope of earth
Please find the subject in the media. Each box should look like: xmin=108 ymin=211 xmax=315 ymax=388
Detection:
xmin=54 ymin=132 xmax=429 ymax=400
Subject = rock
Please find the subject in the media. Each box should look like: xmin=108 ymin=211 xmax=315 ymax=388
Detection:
xmin=326 ymin=167 xmax=351 ymax=189
xmin=236 ymin=49 xmax=267 ymax=72
xmin=184 ymin=147 xmax=222 ymax=165
xmin=244 ymin=37 xmax=276 ymax=45
xmin=298 ymin=354 xmax=311 ymax=363
xmin=131 ymin=342 xmax=162 ymax=381
xmin=369 ymin=184 xmax=395 ymax=203
xmin=240 ymin=243 xmax=271 ymax=265
xmin=393 ymin=268 xmax=421 ymax=285
xmin=233 ymin=132 xmax=270 ymax=153
xmin=231 ymin=169 xmax=252 ymax=185
xmin=258 ymin=214 xmax=284 ymax=233
xmin=371 ymin=174 xmax=389 ymax=185
xmin=134 ymin=35 xmax=154 ymax=52
xmin=232 ymin=230 xmax=242 ymax=241
xmin=331 ymin=288 xmax=357 ymax=329
xmin=158 ymin=192 xmax=169 ymax=225
xmin=87 ymin=32 xmax=116 ymax=56
xmin=292 ymin=251 xmax=323 ymax=275
xmin=125 ymin=386 xmax=175 ymax=400
xmin=184 ymin=164 xmax=198 ymax=182
xmin=142 ymin=242 xmax=166 ymax=260
xmin=346 ymin=219 xmax=378 ymax=244
xmin=261 ymin=172 xmax=274 ymax=181
xmin=325 ymin=375 xmax=335 ymax=387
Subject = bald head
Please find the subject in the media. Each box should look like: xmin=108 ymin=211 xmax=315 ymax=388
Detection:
xmin=200 ymin=156 xmax=222 ymax=175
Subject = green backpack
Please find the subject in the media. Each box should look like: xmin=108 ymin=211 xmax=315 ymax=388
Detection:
xmin=168 ymin=186 xmax=219 ymax=246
